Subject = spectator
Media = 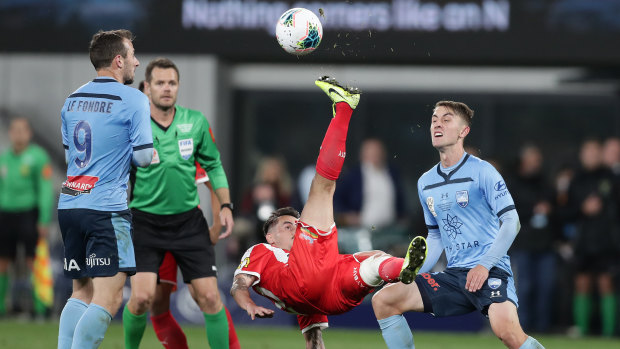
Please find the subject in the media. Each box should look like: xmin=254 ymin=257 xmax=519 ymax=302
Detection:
xmin=568 ymin=139 xmax=619 ymax=337
xmin=508 ymin=144 xmax=559 ymax=333
xmin=335 ymin=138 xmax=405 ymax=229
xmin=241 ymin=156 xmax=293 ymax=216
xmin=551 ymin=164 xmax=577 ymax=332
xmin=237 ymin=157 xmax=294 ymax=254
xmin=603 ymin=137 xmax=620 ymax=175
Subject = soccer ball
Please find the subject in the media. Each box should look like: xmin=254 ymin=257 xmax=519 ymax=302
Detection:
xmin=275 ymin=8 xmax=323 ymax=56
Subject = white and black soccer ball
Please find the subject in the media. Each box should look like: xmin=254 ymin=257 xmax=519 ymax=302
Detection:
xmin=275 ymin=8 xmax=323 ymax=56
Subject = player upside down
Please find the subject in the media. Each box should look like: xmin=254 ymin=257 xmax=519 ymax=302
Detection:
xmin=231 ymin=76 xmax=427 ymax=349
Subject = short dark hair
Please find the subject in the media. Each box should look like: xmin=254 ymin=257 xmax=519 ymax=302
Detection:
xmin=435 ymin=101 xmax=474 ymax=126
xmin=137 ymin=80 xmax=145 ymax=92
xmin=263 ymin=207 xmax=300 ymax=235
xmin=145 ymin=57 xmax=180 ymax=83
xmin=89 ymin=29 xmax=134 ymax=70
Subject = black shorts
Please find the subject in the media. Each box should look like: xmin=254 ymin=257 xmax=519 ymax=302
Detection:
xmin=0 ymin=209 xmax=39 ymax=259
xmin=131 ymin=207 xmax=216 ymax=283
xmin=415 ymin=267 xmax=518 ymax=318
xmin=573 ymin=252 xmax=617 ymax=274
xmin=58 ymin=209 xmax=135 ymax=279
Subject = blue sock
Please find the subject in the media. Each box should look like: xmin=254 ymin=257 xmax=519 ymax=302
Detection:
xmin=72 ymin=303 xmax=112 ymax=349
xmin=58 ymin=298 xmax=88 ymax=349
xmin=519 ymin=336 xmax=545 ymax=349
xmin=377 ymin=314 xmax=414 ymax=349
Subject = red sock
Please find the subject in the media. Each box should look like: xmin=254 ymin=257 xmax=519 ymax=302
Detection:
xmin=378 ymin=257 xmax=405 ymax=283
xmin=316 ymin=102 xmax=354 ymax=180
xmin=151 ymin=311 xmax=188 ymax=349
xmin=225 ymin=306 xmax=241 ymax=349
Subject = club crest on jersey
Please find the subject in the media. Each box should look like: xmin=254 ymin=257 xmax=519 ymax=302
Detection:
xmin=488 ymin=278 xmax=502 ymax=289
xmin=426 ymin=197 xmax=437 ymax=217
xmin=178 ymin=139 xmax=193 ymax=160
xmin=456 ymin=190 xmax=469 ymax=208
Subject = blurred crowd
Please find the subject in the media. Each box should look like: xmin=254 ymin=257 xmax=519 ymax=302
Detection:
xmin=2 ymin=116 xmax=620 ymax=337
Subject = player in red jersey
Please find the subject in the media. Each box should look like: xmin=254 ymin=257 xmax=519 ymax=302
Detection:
xmin=231 ymin=76 xmax=427 ymax=348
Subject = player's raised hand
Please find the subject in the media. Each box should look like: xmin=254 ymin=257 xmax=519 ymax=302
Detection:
xmin=465 ymin=264 xmax=489 ymax=292
xmin=246 ymin=303 xmax=274 ymax=320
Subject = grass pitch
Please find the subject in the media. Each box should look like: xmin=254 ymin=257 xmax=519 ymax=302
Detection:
xmin=0 ymin=320 xmax=618 ymax=348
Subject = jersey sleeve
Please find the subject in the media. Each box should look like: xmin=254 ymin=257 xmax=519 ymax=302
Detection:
xmin=194 ymin=115 xmax=229 ymax=190
xmin=234 ymin=244 xmax=271 ymax=285
xmin=417 ymin=178 xmax=439 ymax=230
xmin=129 ymin=94 xmax=153 ymax=150
xmin=479 ymin=162 xmax=516 ymax=218
xmin=297 ymin=314 xmax=329 ymax=333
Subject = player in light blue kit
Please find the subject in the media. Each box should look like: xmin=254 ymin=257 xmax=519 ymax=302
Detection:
xmin=372 ymin=101 xmax=544 ymax=349
xmin=57 ymin=29 xmax=153 ymax=349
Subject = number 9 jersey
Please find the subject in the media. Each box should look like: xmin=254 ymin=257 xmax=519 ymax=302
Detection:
xmin=59 ymin=77 xmax=153 ymax=211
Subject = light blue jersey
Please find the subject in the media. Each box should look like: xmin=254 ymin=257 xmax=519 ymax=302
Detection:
xmin=58 ymin=77 xmax=152 ymax=211
xmin=418 ymin=153 xmax=516 ymax=274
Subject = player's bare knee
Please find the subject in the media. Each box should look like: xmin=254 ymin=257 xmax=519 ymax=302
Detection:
xmin=108 ymin=295 xmax=125 ymax=316
xmin=372 ymin=291 xmax=397 ymax=318
xmin=490 ymin=315 xmax=526 ymax=348
xmin=371 ymin=292 xmax=385 ymax=309
xmin=194 ymin=289 xmax=221 ymax=312
xmin=130 ymin=290 xmax=155 ymax=313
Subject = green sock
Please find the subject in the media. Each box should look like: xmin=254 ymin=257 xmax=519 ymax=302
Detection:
xmin=601 ymin=294 xmax=617 ymax=337
xmin=123 ymin=305 xmax=147 ymax=349
xmin=204 ymin=307 xmax=229 ymax=349
xmin=573 ymin=293 xmax=592 ymax=336
xmin=32 ymin=291 xmax=46 ymax=316
xmin=0 ymin=274 xmax=7 ymax=315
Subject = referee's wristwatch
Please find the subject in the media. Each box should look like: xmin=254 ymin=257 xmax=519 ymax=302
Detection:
xmin=220 ymin=203 xmax=234 ymax=212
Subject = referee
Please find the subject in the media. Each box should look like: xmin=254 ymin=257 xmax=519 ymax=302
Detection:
xmin=123 ymin=57 xmax=236 ymax=349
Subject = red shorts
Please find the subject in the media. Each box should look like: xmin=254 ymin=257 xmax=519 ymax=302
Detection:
xmin=158 ymin=251 xmax=178 ymax=292
xmin=290 ymin=223 xmax=374 ymax=331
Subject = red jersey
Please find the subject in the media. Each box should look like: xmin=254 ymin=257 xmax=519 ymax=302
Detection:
xmin=235 ymin=221 xmax=373 ymax=332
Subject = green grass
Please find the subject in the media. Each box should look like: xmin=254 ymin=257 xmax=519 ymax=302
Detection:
xmin=0 ymin=320 xmax=618 ymax=348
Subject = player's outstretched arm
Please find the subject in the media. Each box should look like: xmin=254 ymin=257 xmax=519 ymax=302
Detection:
xmin=231 ymin=273 xmax=274 ymax=320
xmin=303 ymin=328 xmax=325 ymax=349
